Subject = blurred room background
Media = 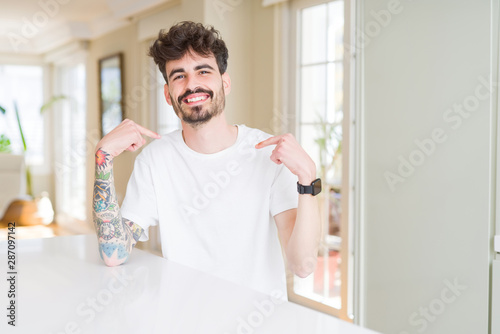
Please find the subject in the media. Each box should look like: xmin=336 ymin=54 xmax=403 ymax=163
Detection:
xmin=0 ymin=0 xmax=496 ymax=333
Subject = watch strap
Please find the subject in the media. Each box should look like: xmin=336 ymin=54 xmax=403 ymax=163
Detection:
xmin=297 ymin=182 xmax=314 ymax=195
xmin=297 ymin=178 xmax=322 ymax=196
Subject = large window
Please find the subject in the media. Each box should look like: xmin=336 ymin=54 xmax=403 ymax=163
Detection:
xmin=289 ymin=0 xmax=353 ymax=321
xmin=0 ymin=65 xmax=44 ymax=168
xmin=54 ymin=64 xmax=87 ymax=222
xmin=152 ymin=59 xmax=180 ymax=135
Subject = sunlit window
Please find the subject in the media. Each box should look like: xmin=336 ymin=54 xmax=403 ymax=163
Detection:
xmin=0 ymin=65 xmax=44 ymax=166
xmin=54 ymin=64 xmax=87 ymax=221
xmin=156 ymin=67 xmax=180 ymax=135
xmin=292 ymin=0 xmax=346 ymax=312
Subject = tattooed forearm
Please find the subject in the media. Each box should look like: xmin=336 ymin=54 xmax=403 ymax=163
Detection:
xmin=93 ymin=148 xmax=144 ymax=266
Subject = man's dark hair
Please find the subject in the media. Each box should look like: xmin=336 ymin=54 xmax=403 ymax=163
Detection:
xmin=149 ymin=21 xmax=229 ymax=83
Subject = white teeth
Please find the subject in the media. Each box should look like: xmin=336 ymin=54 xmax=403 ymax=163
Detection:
xmin=187 ymin=96 xmax=207 ymax=103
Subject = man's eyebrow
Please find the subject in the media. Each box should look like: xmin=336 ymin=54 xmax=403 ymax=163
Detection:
xmin=168 ymin=68 xmax=185 ymax=80
xmin=195 ymin=64 xmax=215 ymax=71
xmin=168 ymin=64 xmax=215 ymax=80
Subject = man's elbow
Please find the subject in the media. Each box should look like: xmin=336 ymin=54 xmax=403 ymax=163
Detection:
xmin=98 ymin=244 xmax=130 ymax=267
xmin=102 ymin=257 xmax=127 ymax=267
xmin=295 ymin=270 xmax=311 ymax=279
xmin=289 ymin=256 xmax=317 ymax=278
xmin=293 ymin=266 xmax=315 ymax=279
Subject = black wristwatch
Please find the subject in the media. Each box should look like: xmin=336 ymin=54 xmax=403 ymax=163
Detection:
xmin=297 ymin=178 xmax=322 ymax=196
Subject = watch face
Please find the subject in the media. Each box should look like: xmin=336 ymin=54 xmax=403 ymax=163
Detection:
xmin=313 ymin=178 xmax=322 ymax=195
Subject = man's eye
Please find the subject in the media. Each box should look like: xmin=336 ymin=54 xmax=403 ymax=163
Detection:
xmin=174 ymin=75 xmax=184 ymax=80
xmin=200 ymin=71 xmax=209 ymax=74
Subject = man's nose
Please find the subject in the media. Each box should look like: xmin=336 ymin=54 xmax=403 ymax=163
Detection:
xmin=184 ymin=74 xmax=201 ymax=91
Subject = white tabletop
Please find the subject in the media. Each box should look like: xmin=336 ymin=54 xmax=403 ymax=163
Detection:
xmin=0 ymin=235 xmax=378 ymax=334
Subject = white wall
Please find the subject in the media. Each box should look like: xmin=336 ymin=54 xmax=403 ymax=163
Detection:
xmin=360 ymin=0 xmax=491 ymax=333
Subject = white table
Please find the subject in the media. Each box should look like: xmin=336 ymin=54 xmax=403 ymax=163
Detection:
xmin=0 ymin=235 xmax=378 ymax=334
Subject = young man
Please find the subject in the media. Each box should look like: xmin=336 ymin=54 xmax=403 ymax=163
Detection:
xmin=93 ymin=21 xmax=321 ymax=296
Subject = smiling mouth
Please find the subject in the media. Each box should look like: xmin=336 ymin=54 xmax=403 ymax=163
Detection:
xmin=183 ymin=94 xmax=210 ymax=105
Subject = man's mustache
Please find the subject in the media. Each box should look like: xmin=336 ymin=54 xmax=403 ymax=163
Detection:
xmin=178 ymin=88 xmax=214 ymax=104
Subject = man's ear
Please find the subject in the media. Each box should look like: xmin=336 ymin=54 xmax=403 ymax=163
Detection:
xmin=164 ymin=84 xmax=173 ymax=106
xmin=222 ymin=72 xmax=231 ymax=95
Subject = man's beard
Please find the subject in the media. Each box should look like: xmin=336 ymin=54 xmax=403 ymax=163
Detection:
xmin=170 ymin=85 xmax=225 ymax=128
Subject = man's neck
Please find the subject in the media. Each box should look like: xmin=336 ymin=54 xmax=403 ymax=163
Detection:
xmin=181 ymin=113 xmax=238 ymax=154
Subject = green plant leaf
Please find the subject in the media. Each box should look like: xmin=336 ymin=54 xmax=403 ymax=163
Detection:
xmin=14 ymin=101 xmax=27 ymax=152
xmin=40 ymin=95 xmax=68 ymax=114
xmin=0 ymin=134 xmax=11 ymax=153
xmin=0 ymin=105 xmax=5 ymax=115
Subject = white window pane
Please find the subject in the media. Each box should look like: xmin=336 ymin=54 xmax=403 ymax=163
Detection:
xmin=301 ymin=4 xmax=327 ymax=65
xmin=156 ymin=70 xmax=180 ymax=134
xmin=55 ymin=64 xmax=87 ymax=220
xmin=301 ymin=65 xmax=327 ymax=124
xmin=299 ymin=124 xmax=321 ymax=174
xmin=315 ymin=122 xmax=342 ymax=185
xmin=325 ymin=125 xmax=342 ymax=185
xmin=100 ymin=60 xmax=122 ymax=136
xmin=0 ymin=65 xmax=44 ymax=165
xmin=327 ymin=63 xmax=343 ymax=124
xmin=328 ymin=1 xmax=344 ymax=62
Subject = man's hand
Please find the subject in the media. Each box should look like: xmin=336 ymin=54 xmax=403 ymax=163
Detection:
xmin=255 ymin=133 xmax=316 ymax=185
xmin=96 ymin=119 xmax=161 ymax=158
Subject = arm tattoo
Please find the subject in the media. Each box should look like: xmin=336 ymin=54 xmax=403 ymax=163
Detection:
xmin=93 ymin=148 xmax=144 ymax=264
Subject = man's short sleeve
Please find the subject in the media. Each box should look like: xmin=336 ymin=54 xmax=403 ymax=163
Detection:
xmin=269 ymin=164 xmax=299 ymax=217
xmin=121 ymin=158 xmax=158 ymax=241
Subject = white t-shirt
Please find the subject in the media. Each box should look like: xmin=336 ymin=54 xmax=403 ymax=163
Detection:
xmin=121 ymin=125 xmax=298 ymax=296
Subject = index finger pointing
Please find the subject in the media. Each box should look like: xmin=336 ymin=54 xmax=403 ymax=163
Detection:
xmin=255 ymin=136 xmax=281 ymax=149
xmin=136 ymin=123 xmax=161 ymax=139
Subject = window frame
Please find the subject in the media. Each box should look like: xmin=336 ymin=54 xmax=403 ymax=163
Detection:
xmin=286 ymin=0 xmax=355 ymax=322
